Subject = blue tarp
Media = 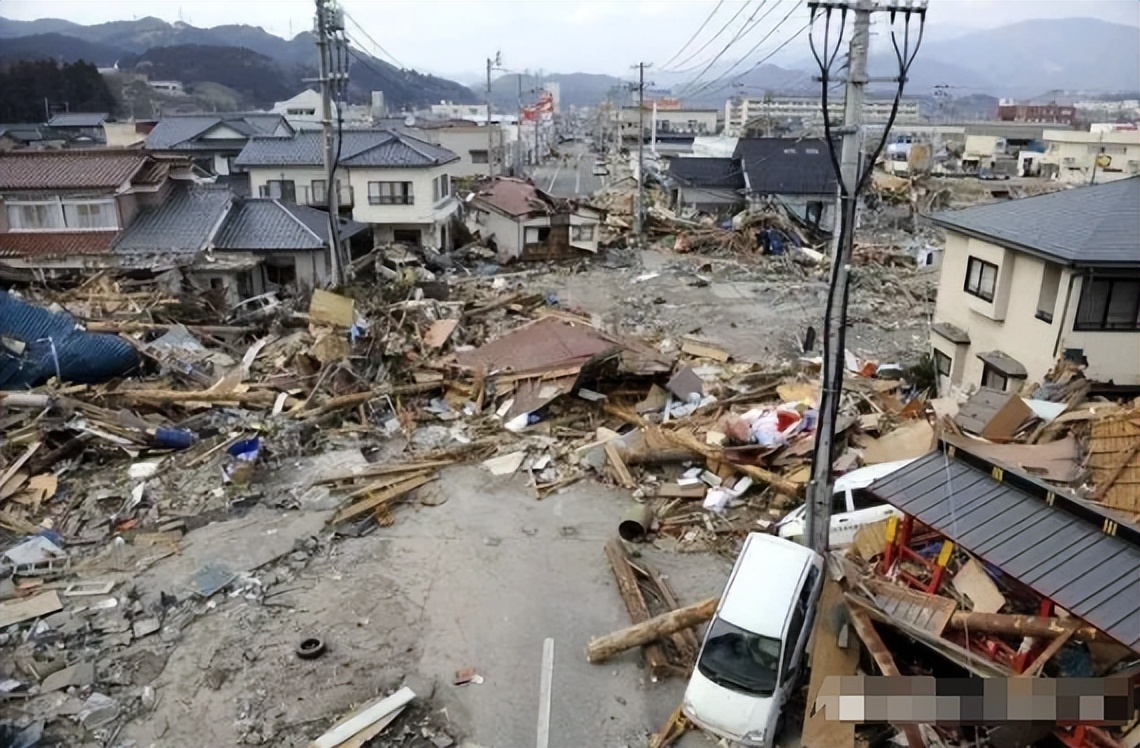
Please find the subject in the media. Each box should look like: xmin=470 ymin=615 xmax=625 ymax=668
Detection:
xmin=0 ymin=291 xmax=140 ymax=389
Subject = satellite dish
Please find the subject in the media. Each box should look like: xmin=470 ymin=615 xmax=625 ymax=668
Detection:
xmin=404 ymin=114 xmax=416 ymax=127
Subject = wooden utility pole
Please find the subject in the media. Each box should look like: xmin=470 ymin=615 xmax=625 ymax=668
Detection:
xmin=631 ymin=62 xmax=652 ymax=240
xmin=486 ymin=53 xmax=500 ymax=177
xmin=315 ymin=0 xmax=344 ymax=286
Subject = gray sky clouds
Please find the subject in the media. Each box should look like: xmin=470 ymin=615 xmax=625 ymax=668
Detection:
xmin=4 ymin=0 xmax=1137 ymax=81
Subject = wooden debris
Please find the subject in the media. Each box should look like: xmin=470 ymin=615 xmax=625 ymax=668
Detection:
xmin=309 ymin=686 xmax=415 ymax=748
xmin=604 ymin=442 xmax=636 ymax=489
xmin=0 ymin=590 xmax=62 ymax=628
xmin=331 ymin=474 xmax=434 ymax=525
xmin=586 ymin=597 xmax=718 ymax=664
xmin=308 ymin=289 xmax=356 ymax=328
xmin=603 ymin=539 xmax=672 ymax=678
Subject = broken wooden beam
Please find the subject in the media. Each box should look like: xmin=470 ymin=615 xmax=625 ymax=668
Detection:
xmin=604 ymin=539 xmax=671 ymax=677
xmin=109 ymin=389 xmax=278 ymax=406
xmin=846 ymin=605 xmax=926 ymax=748
xmin=662 ymin=429 xmax=798 ymax=495
xmin=946 ymin=611 xmax=1105 ymax=642
xmin=84 ymin=321 xmax=253 ymax=335
xmin=586 ymin=597 xmax=718 ymax=664
xmin=330 ymin=473 xmax=434 ymax=525
xmin=309 ymin=686 xmax=415 ymax=748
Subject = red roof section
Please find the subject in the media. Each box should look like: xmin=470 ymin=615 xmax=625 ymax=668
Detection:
xmin=471 ymin=177 xmax=551 ymax=217
xmin=0 ymin=231 xmax=119 ymax=258
xmin=0 ymin=149 xmax=148 ymax=191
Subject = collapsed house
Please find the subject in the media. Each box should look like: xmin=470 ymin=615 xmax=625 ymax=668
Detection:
xmin=465 ymin=176 xmax=603 ymax=262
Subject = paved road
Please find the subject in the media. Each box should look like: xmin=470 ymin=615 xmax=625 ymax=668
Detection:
xmin=532 ymin=142 xmax=605 ymax=198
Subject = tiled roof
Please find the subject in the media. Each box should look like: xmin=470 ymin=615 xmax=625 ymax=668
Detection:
xmin=0 ymin=124 xmax=47 ymax=142
xmin=214 ymin=199 xmax=368 ymax=251
xmin=113 ymin=185 xmax=233 ymax=258
xmin=235 ymin=130 xmax=459 ymax=168
xmin=146 ymin=114 xmax=291 ymax=151
xmin=732 ymin=138 xmax=838 ymax=196
xmin=667 ymin=157 xmax=745 ymax=189
xmin=0 ymin=231 xmax=118 ymax=258
xmin=929 ymin=178 xmax=1140 ymax=267
xmin=46 ymin=112 xmax=109 ymax=127
xmin=0 ymin=150 xmax=148 ymax=191
xmin=470 ymin=177 xmax=551 ymax=217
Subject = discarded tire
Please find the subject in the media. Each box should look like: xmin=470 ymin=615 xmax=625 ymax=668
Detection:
xmin=296 ymin=637 xmax=326 ymax=660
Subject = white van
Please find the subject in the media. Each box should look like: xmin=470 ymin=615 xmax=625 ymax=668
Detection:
xmin=683 ymin=533 xmax=824 ymax=748
xmin=775 ymin=458 xmax=917 ymax=548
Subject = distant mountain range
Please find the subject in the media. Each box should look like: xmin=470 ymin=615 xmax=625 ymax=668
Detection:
xmin=496 ymin=17 xmax=1138 ymax=111
xmin=0 ymin=16 xmax=480 ymax=111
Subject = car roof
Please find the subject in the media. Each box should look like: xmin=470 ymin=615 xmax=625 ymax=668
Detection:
xmin=833 ymin=458 xmax=919 ymax=492
xmin=718 ymin=533 xmax=820 ymax=638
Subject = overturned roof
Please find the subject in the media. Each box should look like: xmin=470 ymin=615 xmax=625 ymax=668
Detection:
xmin=214 ymin=200 xmax=368 ymax=251
xmin=235 ymin=130 xmax=459 ymax=168
xmin=868 ymin=444 xmax=1140 ymax=654
xmin=667 ymin=157 xmax=745 ymax=190
xmin=0 ymin=150 xmax=149 ymax=191
xmin=732 ymin=137 xmax=838 ymax=196
xmin=929 ymin=178 xmax=1140 ymax=268
xmin=469 ymin=177 xmax=553 ymax=217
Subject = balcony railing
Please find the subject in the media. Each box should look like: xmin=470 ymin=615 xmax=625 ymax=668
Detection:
xmin=300 ymin=184 xmax=354 ymax=208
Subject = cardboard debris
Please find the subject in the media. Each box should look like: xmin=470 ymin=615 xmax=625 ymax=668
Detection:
xmin=952 ymin=558 xmax=1007 ymax=614
xmin=308 ymin=289 xmax=356 ymax=328
xmin=861 ymin=419 xmax=935 ymax=465
xmin=424 ymin=319 xmax=459 ymax=348
xmin=944 ymin=435 xmax=1080 ymax=483
xmin=955 ymin=387 xmax=1033 ymax=442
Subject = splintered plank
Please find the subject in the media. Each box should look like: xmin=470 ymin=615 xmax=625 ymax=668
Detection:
xmin=331 ymin=474 xmax=433 ymax=525
xmin=603 ymin=539 xmax=671 ymax=678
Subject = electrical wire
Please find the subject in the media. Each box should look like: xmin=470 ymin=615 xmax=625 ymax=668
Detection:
xmin=664 ymin=0 xmax=756 ymax=73
xmin=685 ymin=13 xmax=810 ymax=99
xmin=676 ymin=1 xmax=776 ymax=94
xmin=343 ymin=9 xmax=405 ymax=69
xmin=659 ymin=0 xmax=726 ymax=71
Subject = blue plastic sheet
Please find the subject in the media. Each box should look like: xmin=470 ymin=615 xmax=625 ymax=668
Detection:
xmin=0 ymin=291 xmax=140 ymax=389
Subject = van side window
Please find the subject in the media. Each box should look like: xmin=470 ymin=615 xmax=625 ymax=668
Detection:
xmin=830 ymin=492 xmax=847 ymax=514
xmin=799 ymin=566 xmax=819 ymax=610
xmin=851 ymin=489 xmax=881 ymax=511
xmin=781 ymin=605 xmax=806 ymax=676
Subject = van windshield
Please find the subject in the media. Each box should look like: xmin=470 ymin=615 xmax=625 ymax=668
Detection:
xmin=697 ymin=617 xmax=781 ymax=697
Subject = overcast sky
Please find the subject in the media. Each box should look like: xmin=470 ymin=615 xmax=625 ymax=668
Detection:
xmin=4 ymin=0 xmax=1137 ymax=81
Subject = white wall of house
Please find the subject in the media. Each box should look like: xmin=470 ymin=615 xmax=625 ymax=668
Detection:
xmin=931 ymin=232 xmax=1140 ymax=392
xmin=245 ymin=167 xmax=333 ymax=205
xmin=677 ymin=186 xmax=741 ymax=210
xmin=469 ymin=207 xmax=522 ymax=260
xmin=344 ymin=164 xmax=456 ymax=226
xmin=414 ymin=127 xmax=492 ymax=178
xmin=1040 ymin=129 xmax=1140 ymax=183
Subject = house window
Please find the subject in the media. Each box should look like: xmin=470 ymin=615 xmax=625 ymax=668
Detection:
xmin=263 ymin=179 xmax=296 ymax=202
xmin=1075 ymin=277 xmax=1140 ymax=331
xmin=310 ymin=179 xmax=327 ymax=204
xmin=6 ymin=198 xmax=117 ymax=231
xmin=433 ymin=174 xmax=451 ymax=202
xmin=981 ymin=364 xmax=1008 ymax=391
xmin=570 ymin=224 xmax=595 ymax=241
xmin=368 ymin=181 xmax=414 ymax=205
xmin=1035 ymin=263 xmax=1062 ymax=323
xmin=6 ymin=202 xmax=64 ymax=230
xmin=933 ymin=350 xmax=951 ymax=378
xmin=470 ymin=149 xmax=489 ymax=164
xmin=964 ymin=256 xmax=998 ymax=302
xmin=525 ymin=226 xmax=551 ymax=244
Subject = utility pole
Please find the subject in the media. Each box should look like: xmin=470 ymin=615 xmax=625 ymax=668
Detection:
xmin=486 ymin=53 xmax=500 ymax=178
xmin=516 ymin=72 xmax=524 ymax=176
xmin=632 ymin=62 xmax=652 ymax=240
xmin=805 ymin=0 xmax=924 ymax=555
xmin=316 ymin=0 xmax=344 ymax=286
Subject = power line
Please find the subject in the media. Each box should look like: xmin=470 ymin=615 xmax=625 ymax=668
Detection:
xmin=687 ymin=14 xmax=810 ymax=99
xmin=676 ymin=0 xmax=780 ymax=95
xmin=343 ymin=9 xmax=405 ymax=69
xmin=663 ymin=0 xmax=754 ymax=73
xmin=659 ymin=0 xmax=726 ymax=71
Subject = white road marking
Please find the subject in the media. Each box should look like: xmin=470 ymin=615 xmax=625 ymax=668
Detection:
xmin=536 ymin=637 xmax=554 ymax=748
xmin=547 ymin=164 xmax=561 ymax=193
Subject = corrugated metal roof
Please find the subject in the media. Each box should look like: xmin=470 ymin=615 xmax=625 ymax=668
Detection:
xmin=732 ymin=138 xmax=838 ymax=196
xmin=0 ymin=150 xmax=147 ymax=190
xmin=234 ymin=130 xmax=458 ymax=168
xmin=868 ymin=447 xmax=1140 ymax=654
xmin=667 ymin=157 xmax=745 ymax=190
xmin=929 ymin=178 xmax=1140 ymax=267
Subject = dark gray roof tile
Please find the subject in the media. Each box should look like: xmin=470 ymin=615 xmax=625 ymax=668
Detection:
xmin=113 ymin=185 xmax=233 ymax=258
xmin=214 ymin=200 xmax=369 ymax=251
xmin=667 ymin=157 xmax=745 ymax=190
xmin=929 ymin=178 xmax=1140 ymax=267
xmin=235 ymin=130 xmax=458 ymax=168
xmin=732 ymin=138 xmax=837 ymax=196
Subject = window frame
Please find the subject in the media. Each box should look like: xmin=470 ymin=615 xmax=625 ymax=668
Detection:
xmin=981 ymin=363 xmax=1009 ymax=391
xmin=964 ymin=256 xmax=999 ymax=303
xmin=933 ymin=349 xmax=952 ymax=378
xmin=5 ymin=197 xmax=118 ymax=232
xmin=368 ymin=180 xmax=414 ymax=205
xmin=1074 ymin=276 xmax=1140 ymax=332
xmin=1035 ymin=263 xmax=1062 ymax=323
xmin=263 ymin=179 xmax=296 ymax=202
